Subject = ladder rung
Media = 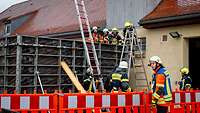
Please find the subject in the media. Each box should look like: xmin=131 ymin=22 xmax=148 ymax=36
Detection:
xmin=136 ymin=78 xmax=147 ymax=80
xmin=82 ymin=23 xmax=88 ymax=26
xmin=79 ymin=10 xmax=85 ymax=14
xmin=135 ymin=71 xmax=145 ymax=73
xmin=134 ymin=51 xmax=142 ymax=54
xmin=80 ymin=17 xmax=86 ymax=19
xmin=77 ymin=3 xmax=83 ymax=7
xmin=82 ymin=28 xmax=88 ymax=31
xmin=134 ymin=64 xmax=142 ymax=67
xmin=136 ymin=85 xmax=148 ymax=87
xmin=83 ymin=29 xmax=88 ymax=33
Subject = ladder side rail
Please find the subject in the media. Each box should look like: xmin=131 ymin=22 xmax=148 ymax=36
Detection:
xmin=120 ymin=32 xmax=128 ymax=62
xmin=81 ymin=0 xmax=104 ymax=91
xmin=81 ymin=0 xmax=101 ymax=76
xmin=74 ymin=0 xmax=92 ymax=71
xmin=133 ymin=27 xmax=149 ymax=89
xmin=128 ymin=31 xmax=134 ymax=78
xmin=134 ymin=27 xmax=143 ymax=55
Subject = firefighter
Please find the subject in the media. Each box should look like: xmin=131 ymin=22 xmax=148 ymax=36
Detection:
xmin=110 ymin=67 xmax=122 ymax=92
xmin=98 ymin=28 xmax=104 ymax=43
xmin=123 ymin=21 xmax=134 ymax=37
xmin=148 ymin=56 xmax=172 ymax=113
xmin=111 ymin=28 xmax=122 ymax=45
xmin=103 ymin=28 xmax=109 ymax=44
xmin=83 ymin=68 xmax=93 ymax=92
xmin=179 ymin=67 xmax=192 ymax=90
xmin=108 ymin=29 xmax=114 ymax=44
xmin=119 ymin=61 xmax=131 ymax=92
xmin=91 ymin=26 xmax=99 ymax=43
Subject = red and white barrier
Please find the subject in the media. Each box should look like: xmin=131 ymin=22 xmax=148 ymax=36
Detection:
xmin=60 ymin=92 xmax=144 ymax=109
xmin=172 ymin=90 xmax=200 ymax=104
xmin=0 ymin=94 xmax=57 ymax=113
xmin=0 ymin=90 xmax=200 ymax=113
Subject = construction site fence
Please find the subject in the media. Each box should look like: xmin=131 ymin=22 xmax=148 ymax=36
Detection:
xmin=0 ymin=90 xmax=200 ymax=113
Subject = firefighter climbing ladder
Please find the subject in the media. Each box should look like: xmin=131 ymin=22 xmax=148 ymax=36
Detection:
xmin=74 ymin=0 xmax=104 ymax=92
xmin=120 ymin=26 xmax=149 ymax=90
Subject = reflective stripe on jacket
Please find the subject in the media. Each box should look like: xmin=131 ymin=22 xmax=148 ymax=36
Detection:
xmin=152 ymin=67 xmax=172 ymax=106
xmin=112 ymin=73 xmax=122 ymax=81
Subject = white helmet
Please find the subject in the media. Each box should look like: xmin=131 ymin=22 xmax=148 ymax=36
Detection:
xmin=86 ymin=68 xmax=93 ymax=74
xmin=103 ymin=28 xmax=109 ymax=33
xmin=119 ymin=61 xmax=128 ymax=68
xmin=92 ymin=26 xmax=97 ymax=30
xmin=149 ymin=56 xmax=162 ymax=64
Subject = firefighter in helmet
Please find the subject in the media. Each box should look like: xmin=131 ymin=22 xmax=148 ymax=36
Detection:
xmin=119 ymin=61 xmax=131 ymax=92
xmin=110 ymin=67 xmax=122 ymax=92
xmin=149 ymin=56 xmax=172 ymax=113
xmin=91 ymin=26 xmax=99 ymax=43
xmin=83 ymin=68 xmax=93 ymax=91
xmin=179 ymin=67 xmax=192 ymax=90
xmin=123 ymin=21 xmax=134 ymax=37
xmin=111 ymin=28 xmax=122 ymax=45
xmin=103 ymin=28 xmax=109 ymax=44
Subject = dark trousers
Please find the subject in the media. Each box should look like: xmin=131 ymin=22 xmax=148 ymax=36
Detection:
xmin=111 ymin=80 xmax=121 ymax=91
xmin=157 ymin=105 xmax=168 ymax=113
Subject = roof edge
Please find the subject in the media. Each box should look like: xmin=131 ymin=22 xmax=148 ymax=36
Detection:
xmin=139 ymin=13 xmax=200 ymax=25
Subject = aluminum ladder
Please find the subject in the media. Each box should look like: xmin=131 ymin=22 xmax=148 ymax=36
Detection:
xmin=120 ymin=26 xmax=149 ymax=90
xmin=74 ymin=0 xmax=104 ymax=92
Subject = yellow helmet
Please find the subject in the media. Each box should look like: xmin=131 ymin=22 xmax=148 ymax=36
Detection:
xmin=124 ymin=21 xmax=133 ymax=27
xmin=180 ymin=67 xmax=189 ymax=74
xmin=112 ymin=28 xmax=118 ymax=32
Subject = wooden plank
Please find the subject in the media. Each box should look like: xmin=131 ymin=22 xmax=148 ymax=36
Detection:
xmin=60 ymin=61 xmax=86 ymax=93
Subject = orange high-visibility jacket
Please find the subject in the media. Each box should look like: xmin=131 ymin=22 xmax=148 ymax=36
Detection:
xmin=152 ymin=67 xmax=172 ymax=106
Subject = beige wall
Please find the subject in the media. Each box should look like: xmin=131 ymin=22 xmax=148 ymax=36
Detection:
xmin=136 ymin=24 xmax=200 ymax=90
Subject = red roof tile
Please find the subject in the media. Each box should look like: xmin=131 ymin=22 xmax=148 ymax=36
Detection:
xmin=0 ymin=0 xmax=106 ymax=36
xmin=141 ymin=0 xmax=200 ymax=21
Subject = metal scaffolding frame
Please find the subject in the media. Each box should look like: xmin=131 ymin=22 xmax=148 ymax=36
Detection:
xmin=0 ymin=35 xmax=124 ymax=93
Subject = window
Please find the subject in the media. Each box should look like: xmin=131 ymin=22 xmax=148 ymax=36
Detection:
xmin=161 ymin=35 xmax=168 ymax=42
xmin=4 ymin=21 xmax=11 ymax=36
xmin=138 ymin=37 xmax=146 ymax=52
xmin=134 ymin=37 xmax=146 ymax=57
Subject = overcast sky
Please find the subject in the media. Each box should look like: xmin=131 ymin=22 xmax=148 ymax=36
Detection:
xmin=0 ymin=0 xmax=28 ymax=13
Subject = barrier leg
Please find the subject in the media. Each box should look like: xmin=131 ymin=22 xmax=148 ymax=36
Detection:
xmin=21 ymin=110 xmax=28 ymax=113
xmin=132 ymin=107 xmax=138 ymax=113
xmin=151 ymin=107 xmax=156 ymax=113
xmin=86 ymin=109 xmax=92 ymax=113
xmin=94 ymin=108 xmax=101 ymax=113
xmin=170 ymin=104 xmax=174 ymax=113
xmin=197 ymin=103 xmax=200 ymax=113
xmin=186 ymin=104 xmax=190 ymax=113
xmin=60 ymin=109 xmax=65 ymax=113
xmin=145 ymin=104 xmax=151 ymax=113
xmin=110 ymin=107 xmax=116 ymax=113
xmin=41 ymin=110 xmax=48 ymax=113
xmin=191 ymin=103 xmax=195 ymax=113
xmin=118 ymin=107 xmax=124 ymax=113
xmin=31 ymin=110 xmax=38 ymax=113
xmin=78 ymin=109 xmax=83 ymax=113
xmin=140 ymin=105 xmax=145 ymax=113
xmin=69 ymin=109 xmax=75 ymax=113
xmin=125 ymin=107 xmax=131 ymax=113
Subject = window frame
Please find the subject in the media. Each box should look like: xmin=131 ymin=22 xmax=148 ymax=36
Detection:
xmin=4 ymin=21 xmax=11 ymax=36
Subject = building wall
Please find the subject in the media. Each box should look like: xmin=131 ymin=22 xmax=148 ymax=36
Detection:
xmin=106 ymin=0 xmax=160 ymax=28
xmin=137 ymin=24 xmax=200 ymax=90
